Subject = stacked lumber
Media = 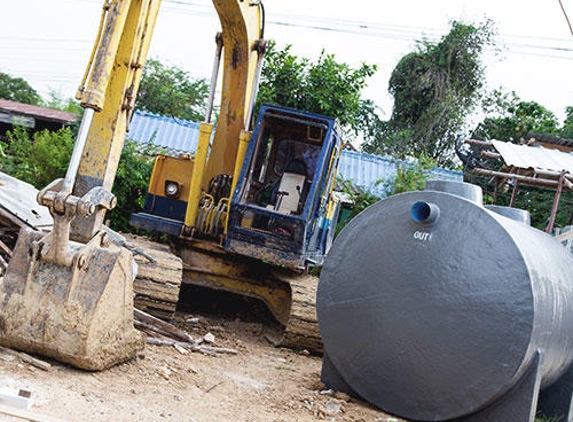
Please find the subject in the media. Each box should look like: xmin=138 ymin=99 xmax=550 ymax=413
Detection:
xmin=282 ymin=276 xmax=322 ymax=353
xmin=265 ymin=270 xmax=323 ymax=354
xmin=124 ymin=234 xmax=183 ymax=319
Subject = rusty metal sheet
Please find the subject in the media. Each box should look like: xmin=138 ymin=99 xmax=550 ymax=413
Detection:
xmin=492 ymin=140 xmax=573 ymax=174
xmin=0 ymin=172 xmax=52 ymax=230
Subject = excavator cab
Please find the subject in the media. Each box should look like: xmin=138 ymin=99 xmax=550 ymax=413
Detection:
xmin=132 ymin=104 xmax=342 ymax=269
xmin=226 ymin=104 xmax=342 ymax=269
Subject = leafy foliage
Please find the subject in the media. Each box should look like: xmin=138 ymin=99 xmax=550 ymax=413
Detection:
xmin=41 ymin=89 xmax=83 ymax=114
xmin=534 ymin=416 xmax=560 ymax=422
xmin=558 ymin=106 xmax=573 ymax=139
xmin=106 ymin=141 xmax=155 ymax=232
xmin=363 ymin=21 xmax=494 ymax=167
xmin=0 ymin=72 xmax=41 ymax=105
xmin=1 ymin=126 xmax=74 ymax=187
xmin=136 ymin=58 xmax=209 ymax=121
xmin=473 ymin=90 xmax=559 ymax=142
xmin=384 ymin=154 xmax=438 ymax=196
xmin=1 ymin=125 xmax=153 ymax=233
xmin=257 ymin=42 xmax=377 ymax=136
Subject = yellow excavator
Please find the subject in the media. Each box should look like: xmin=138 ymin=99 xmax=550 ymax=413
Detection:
xmin=0 ymin=0 xmax=342 ymax=370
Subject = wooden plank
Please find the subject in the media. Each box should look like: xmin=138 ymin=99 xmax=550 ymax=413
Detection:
xmin=127 ymin=234 xmax=183 ymax=319
xmin=0 ymin=346 xmax=51 ymax=371
xmin=133 ymin=279 xmax=180 ymax=302
xmin=134 ymin=308 xmax=193 ymax=343
xmin=473 ymin=168 xmax=573 ymax=190
xmin=0 ymin=403 xmax=67 ymax=422
xmin=0 ymin=238 xmax=13 ymax=257
xmin=464 ymin=139 xmax=493 ymax=147
xmin=0 ymin=389 xmax=32 ymax=410
xmin=555 ymin=230 xmax=573 ymax=242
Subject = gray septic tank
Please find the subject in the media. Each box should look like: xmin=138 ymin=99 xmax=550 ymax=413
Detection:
xmin=317 ymin=180 xmax=573 ymax=422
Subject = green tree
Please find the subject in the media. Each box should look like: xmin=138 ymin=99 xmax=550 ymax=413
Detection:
xmin=559 ymin=106 xmax=573 ymax=139
xmin=0 ymin=72 xmax=41 ymax=105
xmin=363 ymin=20 xmax=494 ymax=167
xmin=136 ymin=58 xmax=209 ymax=121
xmin=257 ymin=42 xmax=378 ymax=137
xmin=473 ymin=91 xmax=559 ymax=142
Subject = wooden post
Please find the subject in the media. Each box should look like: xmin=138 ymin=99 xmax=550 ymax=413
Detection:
xmin=546 ymin=170 xmax=567 ymax=234
xmin=493 ymin=177 xmax=500 ymax=204
xmin=509 ymin=181 xmax=520 ymax=208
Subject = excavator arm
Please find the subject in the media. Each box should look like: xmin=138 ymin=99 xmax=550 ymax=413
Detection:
xmin=0 ymin=0 xmax=274 ymax=370
xmin=70 ymin=0 xmax=161 ymax=242
xmin=204 ymin=0 xmax=265 ymax=183
xmin=0 ymin=0 xmax=162 ymax=370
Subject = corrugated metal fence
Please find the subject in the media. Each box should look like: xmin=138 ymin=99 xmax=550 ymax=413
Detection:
xmin=128 ymin=110 xmax=463 ymax=198
xmin=338 ymin=150 xmax=462 ymax=197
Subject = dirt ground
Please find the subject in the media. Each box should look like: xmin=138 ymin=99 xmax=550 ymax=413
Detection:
xmin=0 ymin=307 xmax=405 ymax=422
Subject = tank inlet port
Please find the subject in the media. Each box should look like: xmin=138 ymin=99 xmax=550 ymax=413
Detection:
xmin=410 ymin=201 xmax=440 ymax=224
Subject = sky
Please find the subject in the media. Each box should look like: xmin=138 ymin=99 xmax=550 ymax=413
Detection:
xmin=1 ymin=0 xmax=572 ymax=127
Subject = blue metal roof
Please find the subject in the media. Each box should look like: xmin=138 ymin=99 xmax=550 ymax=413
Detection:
xmin=128 ymin=110 xmax=201 ymax=154
xmin=128 ymin=110 xmax=463 ymax=198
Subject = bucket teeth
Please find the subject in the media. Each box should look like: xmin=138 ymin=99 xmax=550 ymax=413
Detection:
xmin=0 ymin=227 xmax=143 ymax=371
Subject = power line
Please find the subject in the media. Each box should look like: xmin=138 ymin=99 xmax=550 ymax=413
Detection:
xmin=558 ymin=0 xmax=573 ymax=36
xmin=1 ymin=22 xmax=571 ymax=61
xmin=68 ymin=0 xmax=573 ymax=46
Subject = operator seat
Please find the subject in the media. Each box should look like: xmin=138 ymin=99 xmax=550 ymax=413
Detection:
xmin=272 ymin=159 xmax=307 ymax=215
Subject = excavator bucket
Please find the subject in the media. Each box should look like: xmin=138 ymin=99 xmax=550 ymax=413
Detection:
xmin=0 ymin=227 xmax=143 ymax=370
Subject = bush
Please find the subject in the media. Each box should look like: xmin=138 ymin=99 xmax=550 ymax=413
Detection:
xmin=1 ymin=126 xmax=155 ymax=234
xmin=383 ymin=154 xmax=437 ymax=196
xmin=1 ymin=126 xmax=74 ymax=188
xmin=107 ymin=141 xmax=155 ymax=232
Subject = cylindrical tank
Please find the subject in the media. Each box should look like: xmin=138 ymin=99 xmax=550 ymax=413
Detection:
xmin=317 ymin=180 xmax=573 ymax=421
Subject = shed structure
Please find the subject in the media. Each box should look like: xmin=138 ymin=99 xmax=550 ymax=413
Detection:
xmin=0 ymin=99 xmax=78 ymax=142
xmin=466 ymin=137 xmax=573 ymax=233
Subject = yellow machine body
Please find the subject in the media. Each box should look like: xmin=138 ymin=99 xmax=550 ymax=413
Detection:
xmin=130 ymin=1 xmax=343 ymax=345
xmin=148 ymin=155 xmax=195 ymax=200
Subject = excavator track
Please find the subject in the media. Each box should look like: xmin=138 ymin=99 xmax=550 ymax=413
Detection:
xmin=122 ymin=235 xmax=323 ymax=353
xmin=177 ymin=239 xmax=323 ymax=354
